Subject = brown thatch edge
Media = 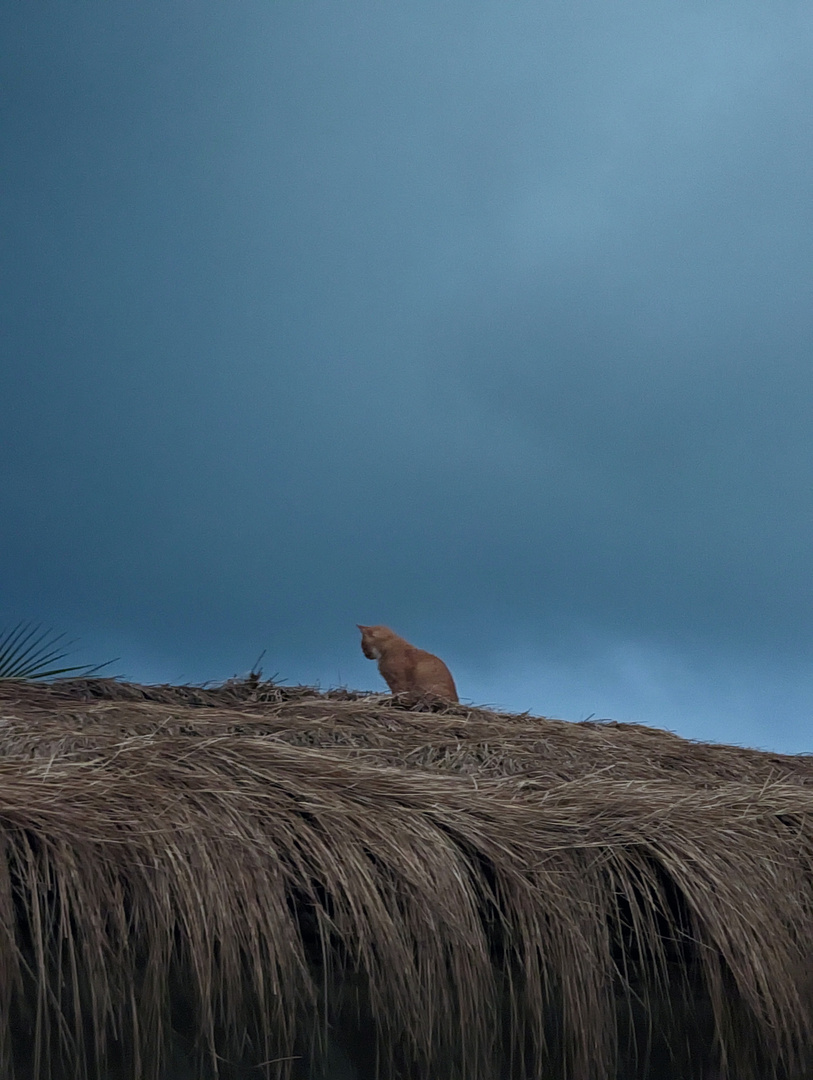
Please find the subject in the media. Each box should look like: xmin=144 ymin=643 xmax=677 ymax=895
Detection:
xmin=0 ymin=676 xmax=811 ymax=1079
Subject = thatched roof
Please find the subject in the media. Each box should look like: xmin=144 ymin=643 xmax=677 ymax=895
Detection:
xmin=0 ymin=677 xmax=812 ymax=1079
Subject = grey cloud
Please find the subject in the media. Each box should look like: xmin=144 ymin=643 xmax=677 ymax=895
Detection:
xmin=2 ymin=1 xmax=813 ymax=741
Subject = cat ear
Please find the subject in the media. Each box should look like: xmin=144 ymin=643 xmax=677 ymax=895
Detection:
xmin=357 ymin=624 xmax=366 ymax=631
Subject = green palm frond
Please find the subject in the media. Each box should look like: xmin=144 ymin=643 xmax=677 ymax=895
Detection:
xmin=0 ymin=622 xmax=116 ymax=680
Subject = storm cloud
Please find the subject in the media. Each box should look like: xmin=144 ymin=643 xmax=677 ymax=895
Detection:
xmin=3 ymin=1 xmax=813 ymax=750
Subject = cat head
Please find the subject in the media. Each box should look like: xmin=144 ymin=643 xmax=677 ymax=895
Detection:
xmin=357 ymin=624 xmax=392 ymax=660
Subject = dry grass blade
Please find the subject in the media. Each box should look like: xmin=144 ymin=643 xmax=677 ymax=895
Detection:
xmin=0 ymin=678 xmax=811 ymax=1078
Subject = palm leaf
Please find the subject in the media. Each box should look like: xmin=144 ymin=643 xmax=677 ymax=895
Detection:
xmin=0 ymin=621 xmax=116 ymax=680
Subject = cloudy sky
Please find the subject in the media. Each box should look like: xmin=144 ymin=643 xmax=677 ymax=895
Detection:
xmin=3 ymin=1 xmax=813 ymax=752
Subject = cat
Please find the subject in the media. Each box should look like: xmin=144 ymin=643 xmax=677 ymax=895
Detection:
xmin=357 ymin=624 xmax=459 ymax=702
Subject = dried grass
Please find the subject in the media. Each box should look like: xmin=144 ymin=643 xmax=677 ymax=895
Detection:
xmin=0 ymin=677 xmax=811 ymax=1078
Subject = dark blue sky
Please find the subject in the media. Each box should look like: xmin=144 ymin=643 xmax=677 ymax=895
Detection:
xmin=3 ymin=1 xmax=813 ymax=751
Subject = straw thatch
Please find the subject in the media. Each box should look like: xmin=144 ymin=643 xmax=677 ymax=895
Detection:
xmin=0 ymin=677 xmax=812 ymax=1079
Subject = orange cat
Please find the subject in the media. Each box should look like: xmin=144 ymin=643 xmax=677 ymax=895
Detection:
xmin=357 ymin=624 xmax=459 ymax=702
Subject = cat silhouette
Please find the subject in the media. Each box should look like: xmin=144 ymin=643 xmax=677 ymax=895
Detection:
xmin=357 ymin=624 xmax=458 ymax=702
